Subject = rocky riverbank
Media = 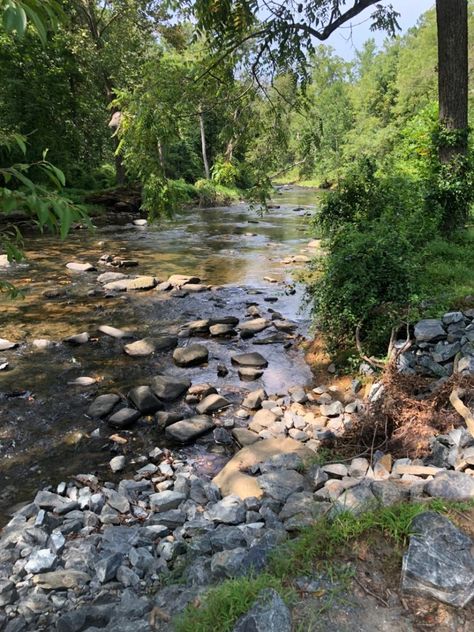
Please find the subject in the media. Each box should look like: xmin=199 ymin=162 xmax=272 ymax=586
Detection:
xmin=0 ymin=307 xmax=473 ymax=631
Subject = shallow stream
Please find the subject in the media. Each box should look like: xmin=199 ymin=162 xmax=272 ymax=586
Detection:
xmin=0 ymin=187 xmax=319 ymax=523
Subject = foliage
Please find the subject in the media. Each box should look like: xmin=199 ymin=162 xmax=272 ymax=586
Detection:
xmin=211 ymin=158 xmax=239 ymax=187
xmin=0 ymin=132 xmax=90 ymax=293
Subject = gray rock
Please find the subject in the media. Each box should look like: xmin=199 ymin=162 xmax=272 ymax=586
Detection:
xmin=213 ymin=427 xmax=233 ymax=445
xmin=414 ymin=319 xmax=446 ymax=342
xmin=231 ymin=352 xmax=268 ymax=368
xmin=370 ymin=481 xmax=411 ymax=506
xmin=104 ymin=488 xmax=130 ymax=513
xmin=196 ymin=393 xmax=230 ymax=414
xmin=165 ymin=415 xmax=214 ymax=442
xmin=0 ymin=338 xmax=18 ymax=351
xmin=232 ymin=588 xmax=291 ymax=632
xmin=173 ymin=344 xmax=209 ymax=367
xmin=168 ymin=274 xmax=200 ymax=287
xmin=443 ymin=311 xmax=464 ymax=325
xmin=95 ymin=552 xmax=123 ymax=583
xmin=34 ymin=490 xmax=79 ymax=514
xmin=151 ymin=375 xmax=191 ymax=401
xmin=320 ymin=401 xmax=344 ymax=417
xmin=425 ymin=471 xmax=474 ymax=501
xmin=257 ymin=470 xmax=306 ymax=502
xmin=25 ymin=549 xmax=57 ymax=574
xmin=87 ymin=393 xmax=121 ymax=419
xmin=238 ymin=318 xmax=270 ymax=335
xmin=207 ymin=495 xmax=246 ymax=524
xmin=128 ymin=385 xmax=163 ymax=414
xmin=150 ymin=490 xmax=186 ymax=512
xmin=259 ymin=453 xmax=303 ymax=473
xmin=238 ymin=367 xmax=264 ymax=381
xmin=0 ymin=580 xmax=17 ymax=607
xmin=97 ymin=271 xmax=127 ymax=283
xmin=330 ymin=484 xmax=378 ymax=516
xmin=401 ymin=511 xmax=474 ymax=607
xmin=107 ymin=407 xmax=141 ymax=429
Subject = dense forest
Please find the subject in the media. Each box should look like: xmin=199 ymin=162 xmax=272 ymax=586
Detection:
xmin=1 ymin=0 xmax=473 ymax=357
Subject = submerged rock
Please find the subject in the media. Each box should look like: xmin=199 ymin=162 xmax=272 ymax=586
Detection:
xmin=401 ymin=511 xmax=474 ymax=607
xmin=66 ymin=262 xmax=96 ymax=272
xmin=64 ymin=332 xmax=90 ymax=345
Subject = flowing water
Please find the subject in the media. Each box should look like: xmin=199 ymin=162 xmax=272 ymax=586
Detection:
xmin=0 ymin=187 xmax=320 ymax=523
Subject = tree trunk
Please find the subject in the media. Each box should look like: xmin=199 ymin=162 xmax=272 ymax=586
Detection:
xmin=199 ymin=108 xmax=210 ymax=179
xmin=436 ymin=0 xmax=468 ymax=162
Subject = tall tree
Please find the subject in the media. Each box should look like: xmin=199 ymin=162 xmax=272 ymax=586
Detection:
xmin=436 ymin=0 xmax=468 ymax=162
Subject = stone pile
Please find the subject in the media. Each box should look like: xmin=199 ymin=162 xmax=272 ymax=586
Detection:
xmin=398 ymin=311 xmax=474 ymax=378
xmin=1 ymin=438 xmax=473 ymax=632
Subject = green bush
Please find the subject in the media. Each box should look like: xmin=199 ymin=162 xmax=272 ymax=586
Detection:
xmin=211 ymin=159 xmax=240 ymax=187
xmin=311 ymin=221 xmax=419 ymax=356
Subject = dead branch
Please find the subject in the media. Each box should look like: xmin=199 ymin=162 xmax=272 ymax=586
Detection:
xmin=449 ymin=388 xmax=474 ymax=437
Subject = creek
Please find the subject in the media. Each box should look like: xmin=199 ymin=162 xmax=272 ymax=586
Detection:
xmin=0 ymin=187 xmax=319 ymax=523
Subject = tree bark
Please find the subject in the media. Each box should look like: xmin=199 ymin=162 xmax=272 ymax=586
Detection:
xmin=199 ymin=108 xmax=210 ymax=179
xmin=436 ymin=0 xmax=468 ymax=162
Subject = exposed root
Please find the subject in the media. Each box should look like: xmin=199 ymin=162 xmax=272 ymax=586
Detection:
xmin=341 ymin=366 xmax=474 ymax=460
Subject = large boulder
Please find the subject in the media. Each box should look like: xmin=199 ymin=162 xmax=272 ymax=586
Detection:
xmin=414 ymin=319 xmax=446 ymax=343
xmin=401 ymin=511 xmax=474 ymax=607
xmin=231 ymin=353 xmax=268 ymax=369
xmin=424 ymin=471 xmax=474 ymax=501
xmin=213 ymin=438 xmax=314 ymax=500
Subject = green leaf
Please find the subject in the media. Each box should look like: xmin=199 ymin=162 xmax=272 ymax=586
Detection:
xmin=23 ymin=4 xmax=47 ymax=44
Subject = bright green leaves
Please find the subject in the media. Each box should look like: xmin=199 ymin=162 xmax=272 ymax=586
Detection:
xmin=1 ymin=0 xmax=60 ymax=44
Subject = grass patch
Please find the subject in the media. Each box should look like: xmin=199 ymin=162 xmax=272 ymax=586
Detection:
xmin=174 ymin=499 xmax=474 ymax=632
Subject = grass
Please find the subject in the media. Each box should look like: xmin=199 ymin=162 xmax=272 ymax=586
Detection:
xmin=173 ymin=499 xmax=474 ymax=632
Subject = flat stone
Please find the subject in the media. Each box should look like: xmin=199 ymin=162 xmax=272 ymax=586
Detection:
xmin=232 ymin=588 xmax=291 ymax=632
xmin=128 ymin=385 xmax=163 ymax=414
xmin=165 ymin=415 xmax=214 ymax=442
xmin=123 ymin=338 xmax=156 ymax=356
xmin=238 ymin=318 xmax=270 ymax=335
xmin=173 ymin=344 xmax=209 ymax=367
xmin=97 ymin=271 xmax=127 ymax=283
xmin=66 ymin=262 xmax=96 ymax=272
xmin=104 ymin=275 xmax=157 ymax=291
xmin=167 ymin=274 xmax=200 ymax=287
xmin=257 ymin=470 xmax=306 ymax=502
xmin=98 ymin=325 xmax=133 ymax=339
xmin=414 ymin=319 xmax=446 ymax=342
xmin=443 ymin=311 xmax=464 ymax=325
xmin=150 ymin=490 xmax=186 ymax=512
xmin=425 ymin=471 xmax=474 ymax=501
xmin=151 ymin=375 xmax=191 ymax=401
xmin=64 ymin=332 xmax=89 ymax=345
xmin=87 ymin=393 xmax=120 ymax=418
xmin=401 ymin=511 xmax=474 ymax=607
xmin=322 ymin=463 xmax=348 ymax=478
xmin=196 ymin=393 xmax=230 ymax=414
xmin=32 ymin=570 xmax=90 ymax=590
xmin=231 ymin=352 xmax=268 ymax=368
xmin=34 ymin=490 xmax=79 ymax=514
xmin=213 ymin=438 xmax=313 ymax=500
xmin=232 ymin=428 xmax=261 ymax=446
xmin=107 ymin=407 xmax=141 ymax=429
